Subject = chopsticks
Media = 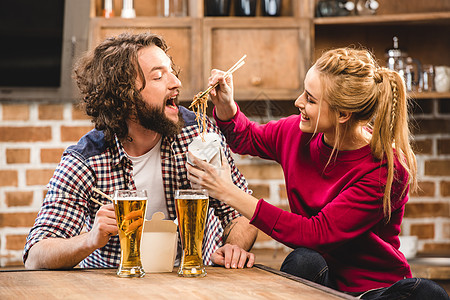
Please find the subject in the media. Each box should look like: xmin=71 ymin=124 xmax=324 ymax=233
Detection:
xmin=90 ymin=197 xmax=105 ymax=206
xmin=91 ymin=187 xmax=113 ymax=206
xmin=191 ymin=54 xmax=247 ymax=105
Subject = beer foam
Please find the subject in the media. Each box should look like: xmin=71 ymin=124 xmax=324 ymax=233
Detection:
xmin=176 ymin=195 xmax=208 ymax=200
xmin=114 ymin=197 xmax=147 ymax=201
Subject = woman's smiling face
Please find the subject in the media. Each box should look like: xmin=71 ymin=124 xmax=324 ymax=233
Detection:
xmin=294 ymin=66 xmax=336 ymax=136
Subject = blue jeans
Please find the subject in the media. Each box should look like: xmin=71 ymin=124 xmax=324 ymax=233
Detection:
xmin=280 ymin=247 xmax=450 ymax=299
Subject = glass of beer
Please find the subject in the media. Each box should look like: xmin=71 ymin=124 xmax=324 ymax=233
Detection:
xmin=175 ymin=189 xmax=209 ymax=277
xmin=113 ymin=189 xmax=147 ymax=278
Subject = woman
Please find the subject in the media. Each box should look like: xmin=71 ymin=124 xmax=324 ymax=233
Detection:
xmin=187 ymin=48 xmax=449 ymax=299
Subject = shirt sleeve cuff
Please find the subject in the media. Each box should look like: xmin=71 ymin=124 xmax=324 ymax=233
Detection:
xmin=213 ymin=104 xmax=241 ymax=125
xmin=249 ymin=199 xmax=283 ymax=237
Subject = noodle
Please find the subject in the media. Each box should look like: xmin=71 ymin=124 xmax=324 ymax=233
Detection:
xmin=189 ymin=55 xmax=246 ymax=142
xmin=190 ymin=92 xmax=209 ymax=142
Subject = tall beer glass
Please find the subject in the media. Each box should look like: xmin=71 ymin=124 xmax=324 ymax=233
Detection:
xmin=113 ymin=189 xmax=147 ymax=278
xmin=175 ymin=189 xmax=209 ymax=277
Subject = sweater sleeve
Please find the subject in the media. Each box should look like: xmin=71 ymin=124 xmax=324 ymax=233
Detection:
xmin=250 ymin=166 xmax=408 ymax=251
xmin=213 ymin=105 xmax=281 ymax=161
xmin=204 ymin=115 xmax=247 ymax=228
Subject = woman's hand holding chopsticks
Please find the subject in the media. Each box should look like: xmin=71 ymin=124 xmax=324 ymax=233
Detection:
xmin=208 ymin=68 xmax=239 ymax=122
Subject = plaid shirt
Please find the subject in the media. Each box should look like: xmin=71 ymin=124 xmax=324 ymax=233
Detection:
xmin=24 ymin=106 xmax=248 ymax=268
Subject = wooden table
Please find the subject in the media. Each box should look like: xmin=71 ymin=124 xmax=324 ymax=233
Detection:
xmin=0 ymin=264 xmax=355 ymax=299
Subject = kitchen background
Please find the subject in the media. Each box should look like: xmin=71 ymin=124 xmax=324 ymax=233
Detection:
xmin=0 ymin=0 xmax=449 ymax=281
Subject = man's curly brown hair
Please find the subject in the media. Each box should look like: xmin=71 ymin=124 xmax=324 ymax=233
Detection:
xmin=74 ymin=32 xmax=176 ymax=142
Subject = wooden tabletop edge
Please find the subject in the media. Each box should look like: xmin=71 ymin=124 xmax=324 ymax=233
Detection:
xmin=255 ymin=264 xmax=357 ymax=299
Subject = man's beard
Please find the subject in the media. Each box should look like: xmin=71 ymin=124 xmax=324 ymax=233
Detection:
xmin=135 ymin=98 xmax=184 ymax=137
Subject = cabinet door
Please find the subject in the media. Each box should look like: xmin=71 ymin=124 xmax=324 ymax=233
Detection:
xmin=203 ymin=18 xmax=311 ymax=101
xmin=89 ymin=18 xmax=201 ymax=101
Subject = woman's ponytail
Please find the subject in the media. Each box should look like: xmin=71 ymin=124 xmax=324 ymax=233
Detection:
xmin=371 ymin=68 xmax=417 ymax=221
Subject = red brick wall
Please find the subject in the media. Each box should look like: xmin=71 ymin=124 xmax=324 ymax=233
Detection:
xmin=0 ymin=98 xmax=449 ymax=267
xmin=402 ymin=98 xmax=450 ymax=256
xmin=0 ymin=102 xmax=93 ymax=266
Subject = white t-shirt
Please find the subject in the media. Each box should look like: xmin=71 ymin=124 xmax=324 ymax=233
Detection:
xmin=125 ymin=138 xmax=169 ymax=220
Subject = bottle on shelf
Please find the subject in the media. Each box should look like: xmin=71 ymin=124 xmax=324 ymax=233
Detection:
xmin=261 ymin=0 xmax=282 ymax=17
xmin=316 ymin=0 xmax=355 ymax=17
xmin=404 ymin=57 xmax=422 ymax=93
xmin=205 ymin=0 xmax=231 ymax=16
xmin=157 ymin=0 xmax=187 ymax=17
xmin=421 ymin=64 xmax=435 ymax=92
xmin=385 ymin=37 xmax=407 ymax=75
xmin=355 ymin=0 xmax=379 ymax=15
xmin=385 ymin=36 xmax=422 ymax=93
xmin=235 ymin=0 xmax=256 ymax=16
xmin=121 ymin=0 xmax=136 ymax=18
xmin=103 ymin=0 xmax=114 ymax=18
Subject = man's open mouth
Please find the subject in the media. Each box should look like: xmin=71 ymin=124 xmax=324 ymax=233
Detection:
xmin=166 ymin=95 xmax=178 ymax=108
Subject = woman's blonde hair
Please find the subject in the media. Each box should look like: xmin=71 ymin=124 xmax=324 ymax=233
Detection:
xmin=314 ymin=47 xmax=417 ymax=221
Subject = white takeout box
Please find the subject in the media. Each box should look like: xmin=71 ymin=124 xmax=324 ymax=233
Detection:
xmin=187 ymin=132 xmax=222 ymax=168
xmin=140 ymin=212 xmax=177 ymax=273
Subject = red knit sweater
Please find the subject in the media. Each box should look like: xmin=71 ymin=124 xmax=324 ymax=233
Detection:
xmin=215 ymin=106 xmax=412 ymax=292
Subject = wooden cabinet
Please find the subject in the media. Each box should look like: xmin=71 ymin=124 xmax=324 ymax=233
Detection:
xmin=89 ymin=0 xmax=450 ymax=101
xmin=89 ymin=17 xmax=202 ymax=100
xmin=203 ymin=18 xmax=311 ymax=100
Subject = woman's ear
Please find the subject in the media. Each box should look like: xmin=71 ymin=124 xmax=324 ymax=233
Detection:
xmin=338 ymin=111 xmax=352 ymax=124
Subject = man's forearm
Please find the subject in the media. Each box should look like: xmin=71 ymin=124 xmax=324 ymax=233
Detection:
xmin=223 ymin=216 xmax=257 ymax=251
xmin=25 ymin=233 xmax=95 ymax=269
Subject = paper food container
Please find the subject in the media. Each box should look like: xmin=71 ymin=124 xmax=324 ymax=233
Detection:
xmin=187 ymin=132 xmax=222 ymax=168
xmin=140 ymin=212 xmax=178 ymax=273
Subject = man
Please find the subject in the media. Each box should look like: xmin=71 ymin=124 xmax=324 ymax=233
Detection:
xmin=23 ymin=32 xmax=257 ymax=270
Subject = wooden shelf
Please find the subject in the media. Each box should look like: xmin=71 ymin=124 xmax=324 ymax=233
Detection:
xmin=408 ymin=92 xmax=450 ymax=99
xmin=314 ymin=12 xmax=450 ymax=25
xmin=203 ymin=16 xmax=299 ymax=22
